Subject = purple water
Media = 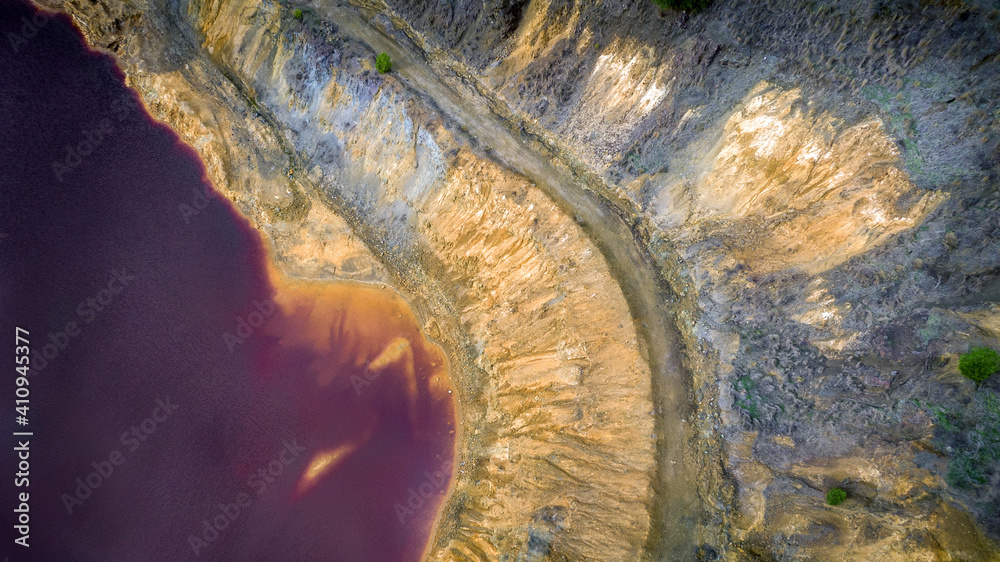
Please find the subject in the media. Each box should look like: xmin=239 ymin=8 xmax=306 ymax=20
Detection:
xmin=0 ymin=2 xmax=455 ymax=560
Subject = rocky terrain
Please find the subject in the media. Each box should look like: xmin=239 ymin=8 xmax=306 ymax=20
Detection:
xmin=41 ymin=0 xmax=1000 ymax=559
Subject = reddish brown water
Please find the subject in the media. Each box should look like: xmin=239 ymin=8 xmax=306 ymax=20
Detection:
xmin=0 ymin=2 xmax=455 ymax=560
xmin=235 ymin=269 xmax=457 ymax=562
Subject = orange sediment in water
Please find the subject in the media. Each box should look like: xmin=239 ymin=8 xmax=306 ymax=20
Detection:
xmin=239 ymin=262 xmax=458 ymax=561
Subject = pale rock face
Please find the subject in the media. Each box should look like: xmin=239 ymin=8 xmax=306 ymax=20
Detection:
xmin=654 ymin=83 xmax=942 ymax=274
xmin=570 ymin=47 xmax=671 ymax=167
xmin=418 ymin=156 xmax=654 ymax=560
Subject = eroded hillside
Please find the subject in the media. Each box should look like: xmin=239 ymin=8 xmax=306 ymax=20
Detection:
xmin=45 ymin=0 xmax=1000 ymax=559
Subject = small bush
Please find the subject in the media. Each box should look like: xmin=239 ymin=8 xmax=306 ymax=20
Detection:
xmin=375 ymin=52 xmax=392 ymax=74
xmin=959 ymin=347 xmax=1000 ymax=383
xmin=826 ymin=488 xmax=847 ymax=505
xmin=293 ymin=8 xmax=303 ymax=20
xmin=652 ymin=0 xmax=711 ymax=13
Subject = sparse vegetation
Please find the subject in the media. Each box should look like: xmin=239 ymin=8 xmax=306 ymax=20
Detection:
xmin=293 ymin=8 xmax=303 ymax=20
xmin=651 ymin=0 xmax=711 ymax=13
xmin=376 ymin=52 xmax=392 ymax=74
xmin=933 ymin=392 xmax=1000 ymax=490
xmin=918 ymin=311 xmax=947 ymax=343
xmin=959 ymin=347 xmax=1000 ymax=383
xmin=826 ymin=487 xmax=847 ymax=505
xmin=734 ymin=375 xmax=761 ymax=422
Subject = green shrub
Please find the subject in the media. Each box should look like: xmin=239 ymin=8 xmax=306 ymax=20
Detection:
xmin=826 ymin=488 xmax=847 ymax=505
xmin=375 ymin=52 xmax=392 ymax=74
xmin=959 ymin=347 xmax=1000 ymax=383
xmin=652 ymin=0 xmax=711 ymax=13
xmin=293 ymin=8 xmax=303 ymax=20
